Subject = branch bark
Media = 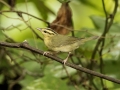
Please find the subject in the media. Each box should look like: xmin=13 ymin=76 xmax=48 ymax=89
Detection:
xmin=0 ymin=41 xmax=120 ymax=84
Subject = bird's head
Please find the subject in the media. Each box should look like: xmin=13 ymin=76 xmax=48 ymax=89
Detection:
xmin=37 ymin=28 xmax=58 ymax=37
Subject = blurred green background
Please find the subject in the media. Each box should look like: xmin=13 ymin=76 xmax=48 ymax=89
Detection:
xmin=0 ymin=0 xmax=120 ymax=90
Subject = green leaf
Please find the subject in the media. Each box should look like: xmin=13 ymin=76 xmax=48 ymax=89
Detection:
xmin=90 ymin=15 xmax=105 ymax=30
xmin=34 ymin=0 xmax=55 ymax=20
xmin=78 ymin=0 xmax=102 ymax=10
xmin=90 ymin=15 xmax=120 ymax=33
xmin=23 ymin=75 xmax=68 ymax=90
xmin=45 ymin=63 xmax=76 ymax=78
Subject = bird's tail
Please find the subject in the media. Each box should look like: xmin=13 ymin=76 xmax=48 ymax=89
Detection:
xmin=80 ymin=36 xmax=99 ymax=43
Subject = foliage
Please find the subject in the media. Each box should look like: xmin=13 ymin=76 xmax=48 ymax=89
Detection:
xmin=0 ymin=0 xmax=120 ymax=90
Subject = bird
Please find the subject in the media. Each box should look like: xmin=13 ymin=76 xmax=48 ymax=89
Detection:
xmin=37 ymin=28 xmax=98 ymax=65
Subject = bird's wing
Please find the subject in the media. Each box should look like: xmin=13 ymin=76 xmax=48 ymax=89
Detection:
xmin=51 ymin=35 xmax=98 ymax=47
xmin=51 ymin=35 xmax=83 ymax=47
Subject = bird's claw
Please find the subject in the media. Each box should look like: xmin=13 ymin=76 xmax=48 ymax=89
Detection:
xmin=62 ymin=59 xmax=68 ymax=65
xmin=43 ymin=51 xmax=53 ymax=56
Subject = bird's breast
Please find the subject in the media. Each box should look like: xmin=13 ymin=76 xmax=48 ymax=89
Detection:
xmin=44 ymin=37 xmax=52 ymax=48
xmin=44 ymin=37 xmax=80 ymax=52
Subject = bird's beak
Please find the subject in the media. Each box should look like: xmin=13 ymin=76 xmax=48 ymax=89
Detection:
xmin=37 ymin=28 xmax=42 ymax=32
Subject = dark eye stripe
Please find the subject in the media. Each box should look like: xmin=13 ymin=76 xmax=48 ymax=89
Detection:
xmin=44 ymin=31 xmax=47 ymax=33
xmin=46 ymin=28 xmax=57 ymax=34
xmin=43 ymin=30 xmax=55 ymax=35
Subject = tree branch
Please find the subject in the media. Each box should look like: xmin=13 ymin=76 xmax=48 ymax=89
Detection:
xmin=0 ymin=10 xmax=49 ymax=25
xmin=90 ymin=0 xmax=118 ymax=68
xmin=0 ymin=41 xmax=120 ymax=84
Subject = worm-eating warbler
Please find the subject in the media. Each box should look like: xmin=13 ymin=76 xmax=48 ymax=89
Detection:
xmin=37 ymin=28 xmax=98 ymax=64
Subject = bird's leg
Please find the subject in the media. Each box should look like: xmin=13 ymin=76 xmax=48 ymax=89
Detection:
xmin=63 ymin=52 xmax=71 ymax=65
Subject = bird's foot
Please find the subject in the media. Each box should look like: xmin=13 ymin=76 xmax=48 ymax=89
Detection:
xmin=62 ymin=59 xmax=68 ymax=65
xmin=62 ymin=52 xmax=71 ymax=65
xmin=43 ymin=51 xmax=54 ymax=56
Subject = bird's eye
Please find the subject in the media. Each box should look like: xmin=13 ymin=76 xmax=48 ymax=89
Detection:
xmin=44 ymin=31 xmax=47 ymax=33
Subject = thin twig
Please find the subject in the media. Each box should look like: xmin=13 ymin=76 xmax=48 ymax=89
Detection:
xmin=0 ymin=10 xmax=97 ymax=35
xmin=89 ymin=0 xmax=118 ymax=88
xmin=0 ymin=10 xmax=49 ymax=24
xmin=21 ymin=16 xmax=43 ymax=40
xmin=0 ymin=0 xmax=11 ymax=9
xmin=63 ymin=65 xmax=80 ymax=90
xmin=90 ymin=0 xmax=118 ymax=69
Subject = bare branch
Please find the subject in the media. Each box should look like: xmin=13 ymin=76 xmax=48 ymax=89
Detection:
xmin=0 ymin=10 xmax=49 ymax=24
xmin=0 ymin=41 xmax=120 ymax=84
xmin=0 ymin=0 xmax=11 ymax=9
